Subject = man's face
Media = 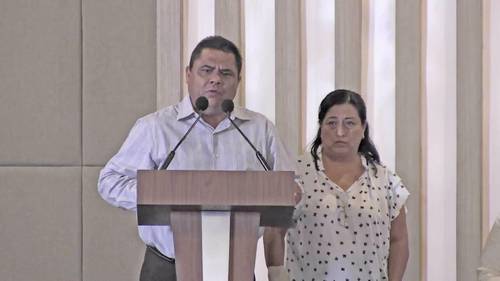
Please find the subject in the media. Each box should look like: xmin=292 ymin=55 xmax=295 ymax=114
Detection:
xmin=186 ymin=48 xmax=240 ymax=116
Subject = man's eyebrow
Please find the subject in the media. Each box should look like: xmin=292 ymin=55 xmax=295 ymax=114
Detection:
xmin=200 ymin=65 xmax=215 ymax=69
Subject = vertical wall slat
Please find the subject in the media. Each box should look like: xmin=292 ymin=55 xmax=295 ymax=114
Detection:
xmin=486 ymin=0 xmax=500 ymax=231
xmin=215 ymin=0 xmax=243 ymax=106
xmin=395 ymin=1 xmax=423 ymax=280
xmin=335 ymin=0 xmax=362 ymax=92
xmin=215 ymin=0 xmax=241 ymax=47
xmin=157 ymin=0 xmax=183 ymax=109
xmin=275 ymin=0 xmax=301 ymax=155
xmin=457 ymin=0 xmax=483 ymax=280
xmin=425 ymin=0 xmax=458 ymax=280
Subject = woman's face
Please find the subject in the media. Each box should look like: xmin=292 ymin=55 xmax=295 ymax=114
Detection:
xmin=320 ymin=103 xmax=366 ymax=159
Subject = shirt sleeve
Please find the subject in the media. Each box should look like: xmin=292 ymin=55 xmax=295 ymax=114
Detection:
xmin=97 ymin=117 xmax=158 ymax=210
xmin=265 ymin=120 xmax=296 ymax=172
xmin=386 ymin=170 xmax=410 ymax=221
xmin=478 ymin=217 xmax=500 ymax=281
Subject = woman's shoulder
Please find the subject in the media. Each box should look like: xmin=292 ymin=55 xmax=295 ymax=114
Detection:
xmin=365 ymin=158 xmax=403 ymax=186
xmin=296 ymin=152 xmax=315 ymax=169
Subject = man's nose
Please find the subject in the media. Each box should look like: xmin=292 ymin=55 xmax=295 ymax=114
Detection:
xmin=209 ymin=71 xmax=222 ymax=84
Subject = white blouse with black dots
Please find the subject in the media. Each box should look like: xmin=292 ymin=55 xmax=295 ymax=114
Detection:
xmin=286 ymin=149 xmax=409 ymax=281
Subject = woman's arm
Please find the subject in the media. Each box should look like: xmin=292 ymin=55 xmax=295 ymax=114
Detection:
xmin=263 ymin=227 xmax=289 ymax=281
xmin=264 ymin=182 xmax=303 ymax=266
xmin=388 ymin=209 xmax=409 ymax=281
xmin=263 ymin=226 xmax=287 ymax=266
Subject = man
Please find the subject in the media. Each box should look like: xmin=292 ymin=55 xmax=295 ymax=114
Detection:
xmin=98 ymin=35 xmax=292 ymax=281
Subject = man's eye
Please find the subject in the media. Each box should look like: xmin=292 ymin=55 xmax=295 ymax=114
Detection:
xmin=199 ymin=67 xmax=213 ymax=74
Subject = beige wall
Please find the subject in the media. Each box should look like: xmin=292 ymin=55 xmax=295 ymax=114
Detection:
xmin=0 ymin=1 xmax=496 ymax=281
xmin=1 ymin=1 xmax=151 ymax=280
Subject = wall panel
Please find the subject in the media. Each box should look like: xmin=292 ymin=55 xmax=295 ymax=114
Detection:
xmin=457 ymin=0 xmax=483 ymax=280
xmin=215 ymin=0 xmax=243 ymax=106
xmin=303 ymin=0 xmax=335 ymax=147
xmin=395 ymin=0 xmax=423 ymax=280
xmin=82 ymin=167 xmax=144 ymax=281
xmin=0 ymin=0 xmax=81 ymax=166
xmin=425 ymin=1 xmax=457 ymax=280
xmin=275 ymin=0 xmax=302 ymax=155
xmin=335 ymin=0 xmax=362 ymax=92
xmin=0 ymin=167 xmax=81 ymax=281
xmin=487 ymin=0 xmax=500 ymax=229
xmin=157 ymin=0 xmax=183 ymax=109
xmin=244 ymin=0 xmax=275 ymax=123
xmin=82 ymin=0 xmax=157 ymax=166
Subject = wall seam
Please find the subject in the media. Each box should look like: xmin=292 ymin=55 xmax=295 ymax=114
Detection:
xmin=80 ymin=0 xmax=84 ymax=279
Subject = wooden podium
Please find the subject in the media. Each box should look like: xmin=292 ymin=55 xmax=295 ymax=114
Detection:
xmin=136 ymin=170 xmax=296 ymax=281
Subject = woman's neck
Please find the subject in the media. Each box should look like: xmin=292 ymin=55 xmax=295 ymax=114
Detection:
xmin=321 ymin=151 xmax=364 ymax=191
xmin=321 ymin=150 xmax=360 ymax=166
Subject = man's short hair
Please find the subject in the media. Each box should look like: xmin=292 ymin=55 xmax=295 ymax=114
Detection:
xmin=188 ymin=35 xmax=242 ymax=77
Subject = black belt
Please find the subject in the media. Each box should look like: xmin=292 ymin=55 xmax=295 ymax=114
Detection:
xmin=147 ymin=245 xmax=175 ymax=264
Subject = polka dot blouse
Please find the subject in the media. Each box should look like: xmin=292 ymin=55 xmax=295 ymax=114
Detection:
xmin=286 ymin=149 xmax=409 ymax=281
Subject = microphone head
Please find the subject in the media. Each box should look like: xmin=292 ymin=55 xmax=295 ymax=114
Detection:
xmin=221 ymin=99 xmax=234 ymax=114
xmin=195 ymin=96 xmax=209 ymax=112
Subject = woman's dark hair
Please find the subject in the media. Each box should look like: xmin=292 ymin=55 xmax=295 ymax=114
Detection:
xmin=311 ymin=89 xmax=380 ymax=170
xmin=189 ymin=35 xmax=242 ymax=77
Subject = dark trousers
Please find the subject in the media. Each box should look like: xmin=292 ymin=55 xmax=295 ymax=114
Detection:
xmin=140 ymin=246 xmax=176 ymax=281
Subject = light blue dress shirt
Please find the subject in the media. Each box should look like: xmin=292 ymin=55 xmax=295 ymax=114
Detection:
xmin=98 ymin=95 xmax=295 ymax=258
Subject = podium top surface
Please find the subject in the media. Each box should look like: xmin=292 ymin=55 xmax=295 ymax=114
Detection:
xmin=137 ymin=170 xmax=296 ymax=207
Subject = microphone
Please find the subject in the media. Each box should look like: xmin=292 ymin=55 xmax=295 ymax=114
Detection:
xmin=221 ymin=99 xmax=271 ymax=171
xmin=159 ymin=96 xmax=209 ymax=170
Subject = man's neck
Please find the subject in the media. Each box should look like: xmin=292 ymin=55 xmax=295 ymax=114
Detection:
xmin=202 ymin=113 xmax=227 ymax=128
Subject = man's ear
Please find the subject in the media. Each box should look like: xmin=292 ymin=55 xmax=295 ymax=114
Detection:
xmin=185 ymin=66 xmax=192 ymax=80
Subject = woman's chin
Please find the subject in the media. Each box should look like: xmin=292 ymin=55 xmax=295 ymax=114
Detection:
xmin=324 ymin=148 xmax=356 ymax=160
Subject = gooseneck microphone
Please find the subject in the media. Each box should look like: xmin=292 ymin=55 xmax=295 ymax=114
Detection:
xmin=221 ymin=99 xmax=271 ymax=171
xmin=159 ymin=96 xmax=209 ymax=170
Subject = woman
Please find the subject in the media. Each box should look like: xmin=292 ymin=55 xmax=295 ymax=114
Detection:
xmin=286 ymin=89 xmax=409 ymax=281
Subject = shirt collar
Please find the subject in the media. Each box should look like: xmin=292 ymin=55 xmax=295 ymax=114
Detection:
xmin=176 ymin=95 xmax=253 ymax=122
xmin=230 ymin=104 xmax=252 ymax=121
xmin=177 ymin=95 xmax=197 ymax=121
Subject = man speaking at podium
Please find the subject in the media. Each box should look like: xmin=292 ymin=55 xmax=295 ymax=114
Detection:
xmin=98 ymin=35 xmax=293 ymax=281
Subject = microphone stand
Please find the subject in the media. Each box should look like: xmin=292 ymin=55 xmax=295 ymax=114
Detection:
xmin=159 ymin=115 xmax=202 ymax=170
xmin=225 ymin=113 xmax=271 ymax=171
xmin=159 ymin=96 xmax=208 ymax=170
